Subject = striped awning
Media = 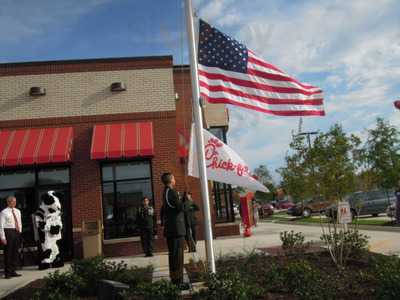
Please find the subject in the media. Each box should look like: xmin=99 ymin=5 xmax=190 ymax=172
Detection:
xmin=0 ymin=127 xmax=73 ymax=167
xmin=90 ymin=122 xmax=154 ymax=160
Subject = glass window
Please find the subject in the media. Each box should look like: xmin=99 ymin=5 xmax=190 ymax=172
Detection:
xmin=0 ymin=170 xmax=35 ymax=189
xmin=115 ymin=161 xmax=151 ymax=180
xmin=368 ymin=190 xmax=386 ymax=200
xmin=38 ymin=167 xmax=69 ymax=185
xmin=102 ymin=165 xmax=113 ymax=181
xmin=209 ymin=127 xmax=226 ymax=143
xmin=213 ymin=182 xmax=234 ymax=223
xmin=101 ymin=161 xmax=153 ymax=239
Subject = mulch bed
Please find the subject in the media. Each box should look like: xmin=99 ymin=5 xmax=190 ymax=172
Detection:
xmin=2 ymin=279 xmax=96 ymax=300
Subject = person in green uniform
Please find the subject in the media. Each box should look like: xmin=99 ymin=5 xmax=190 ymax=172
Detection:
xmin=160 ymin=172 xmax=186 ymax=288
xmin=137 ymin=197 xmax=156 ymax=257
xmin=183 ymin=192 xmax=200 ymax=252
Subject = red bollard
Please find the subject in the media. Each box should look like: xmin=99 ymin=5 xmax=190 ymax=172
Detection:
xmin=243 ymin=225 xmax=252 ymax=237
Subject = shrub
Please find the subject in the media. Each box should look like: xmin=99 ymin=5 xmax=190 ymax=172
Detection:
xmin=283 ymin=260 xmax=336 ymax=300
xmin=115 ymin=265 xmax=154 ymax=288
xmin=70 ymin=256 xmax=111 ymax=295
xmin=33 ymin=270 xmax=83 ymax=300
xmin=343 ymin=229 xmax=369 ymax=257
xmin=321 ymin=228 xmax=369 ymax=268
xmin=35 ymin=257 xmax=153 ymax=298
xmin=373 ymin=255 xmax=400 ymax=299
xmin=122 ymin=280 xmax=180 ymax=300
xmin=280 ymin=230 xmax=305 ymax=253
xmin=195 ymin=270 xmax=264 ymax=300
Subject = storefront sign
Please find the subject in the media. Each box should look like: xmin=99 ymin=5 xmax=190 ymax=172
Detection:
xmin=188 ymin=124 xmax=269 ymax=192
xmin=338 ymin=201 xmax=352 ymax=224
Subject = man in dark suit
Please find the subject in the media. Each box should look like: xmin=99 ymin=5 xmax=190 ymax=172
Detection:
xmin=160 ymin=172 xmax=186 ymax=288
xmin=137 ymin=197 xmax=156 ymax=257
xmin=183 ymin=192 xmax=200 ymax=252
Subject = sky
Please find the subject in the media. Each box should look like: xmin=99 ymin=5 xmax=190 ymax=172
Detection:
xmin=1 ymin=0 xmax=399 ymax=182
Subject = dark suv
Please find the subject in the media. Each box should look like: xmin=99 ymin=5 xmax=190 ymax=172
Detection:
xmin=326 ymin=190 xmax=395 ymax=218
xmin=288 ymin=196 xmax=333 ymax=217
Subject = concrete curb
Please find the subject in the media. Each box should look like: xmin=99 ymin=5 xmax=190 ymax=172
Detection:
xmin=264 ymin=219 xmax=400 ymax=232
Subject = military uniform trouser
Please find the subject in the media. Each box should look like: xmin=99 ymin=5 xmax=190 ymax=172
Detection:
xmin=166 ymin=237 xmax=184 ymax=285
xmin=140 ymin=228 xmax=154 ymax=255
xmin=4 ymin=229 xmax=21 ymax=275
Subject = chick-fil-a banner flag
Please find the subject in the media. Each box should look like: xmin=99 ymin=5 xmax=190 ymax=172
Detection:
xmin=188 ymin=124 xmax=269 ymax=193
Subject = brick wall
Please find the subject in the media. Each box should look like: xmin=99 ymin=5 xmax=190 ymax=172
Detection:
xmin=0 ymin=57 xmax=175 ymax=121
xmin=0 ymin=110 xmax=183 ymax=258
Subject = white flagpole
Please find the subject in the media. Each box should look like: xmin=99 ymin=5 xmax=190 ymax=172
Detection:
xmin=184 ymin=0 xmax=216 ymax=273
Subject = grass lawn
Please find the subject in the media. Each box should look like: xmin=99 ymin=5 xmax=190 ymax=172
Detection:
xmin=263 ymin=212 xmax=395 ymax=226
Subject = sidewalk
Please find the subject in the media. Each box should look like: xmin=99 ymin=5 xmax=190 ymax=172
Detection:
xmin=2 ymin=221 xmax=399 ymax=298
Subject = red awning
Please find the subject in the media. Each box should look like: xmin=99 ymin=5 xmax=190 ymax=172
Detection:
xmin=0 ymin=127 xmax=73 ymax=167
xmin=91 ymin=122 xmax=154 ymax=160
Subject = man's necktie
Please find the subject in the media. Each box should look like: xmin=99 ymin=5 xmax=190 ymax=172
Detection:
xmin=11 ymin=209 xmax=20 ymax=232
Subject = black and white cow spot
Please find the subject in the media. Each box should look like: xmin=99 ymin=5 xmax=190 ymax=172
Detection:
xmin=42 ymin=193 xmax=55 ymax=206
xmin=36 ymin=212 xmax=44 ymax=220
xmin=50 ymin=225 xmax=61 ymax=235
xmin=38 ymin=221 xmax=46 ymax=230
xmin=42 ymin=249 xmax=52 ymax=259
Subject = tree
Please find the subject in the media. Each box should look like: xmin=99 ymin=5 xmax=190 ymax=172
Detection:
xmin=253 ymin=165 xmax=273 ymax=185
xmin=310 ymin=124 xmax=359 ymax=201
xmin=365 ymin=118 xmax=400 ymax=190
xmin=277 ymin=133 xmax=312 ymax=202
xmin=253 ymin=165 xmax=275 ymax=202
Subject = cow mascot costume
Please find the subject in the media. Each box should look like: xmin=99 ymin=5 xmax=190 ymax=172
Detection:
xmin=34 ymin=191 xmax=64 ymax=270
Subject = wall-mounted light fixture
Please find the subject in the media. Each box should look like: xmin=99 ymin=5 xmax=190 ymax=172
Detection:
xmin=110 ymin=82 xmax=126 ymax=92
xmin=30 ymin=87 xmax=46 ymax=96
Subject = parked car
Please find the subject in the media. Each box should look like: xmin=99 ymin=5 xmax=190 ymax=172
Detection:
xmin=260 ymin=203 xmax=274 ymax=217
xmin=288 ymin=196 xmax=332 ymax=217
xmin=275 ymin=200 xmax=295 ymax=210
xmin=326 ymin=190 xmax=395 ymax=219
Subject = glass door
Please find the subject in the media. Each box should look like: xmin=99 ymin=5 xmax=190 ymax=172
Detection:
xmin=0 ymin=189 xmax=37 ymax=247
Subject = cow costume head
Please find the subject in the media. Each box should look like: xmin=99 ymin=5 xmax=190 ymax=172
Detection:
xmin=35 ymin=191 xmax=64 ymax=270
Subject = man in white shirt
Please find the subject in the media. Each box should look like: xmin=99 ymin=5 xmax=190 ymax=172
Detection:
xmin=0 ymin=196 xmax=22 ymax=278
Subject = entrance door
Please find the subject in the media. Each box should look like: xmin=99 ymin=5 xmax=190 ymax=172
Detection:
xmin=37 ymin=187 xmax=73 ymax=260
xmin=0 ymin=189 xmax=36 ymax=247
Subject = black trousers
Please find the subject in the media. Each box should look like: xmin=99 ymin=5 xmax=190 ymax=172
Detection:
xmin=185 ymin=225 xmax=197 ymax=252
xmin=140 ymin=228 xmax=154 ymax=255
xmin=166 ymin=237 xmax=184 ymax=285
xmin=4 ymin=229 xmax=21 ymax=275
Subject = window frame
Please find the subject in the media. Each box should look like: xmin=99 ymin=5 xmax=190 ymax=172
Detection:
xmin=100 ymin=159 xmax=154 ymax=240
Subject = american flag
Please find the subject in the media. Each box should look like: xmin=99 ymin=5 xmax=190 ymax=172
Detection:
xmin=198 ymin=20 xmax=325 ymax=116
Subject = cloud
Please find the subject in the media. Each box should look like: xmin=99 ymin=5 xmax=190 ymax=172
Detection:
xmin=194 ymin=0 xmax=400 ymax=181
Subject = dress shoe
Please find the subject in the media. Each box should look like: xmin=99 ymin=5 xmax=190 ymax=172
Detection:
xmin=11 ymin=273 xmax=21 ymax=277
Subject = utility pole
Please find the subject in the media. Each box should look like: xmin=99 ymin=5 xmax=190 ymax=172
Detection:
xmin=297 ymin=131 xmax=319 ymax=204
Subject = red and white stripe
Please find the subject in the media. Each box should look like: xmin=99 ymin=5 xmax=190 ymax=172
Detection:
xmin=198 ymin=51 xmax=325 ymax=116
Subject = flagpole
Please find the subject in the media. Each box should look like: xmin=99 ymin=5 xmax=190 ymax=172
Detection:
xmin=184 ymin=0 xmax=216 ymax=273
